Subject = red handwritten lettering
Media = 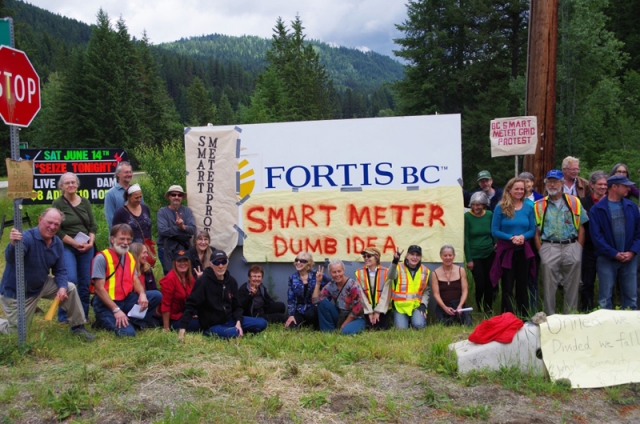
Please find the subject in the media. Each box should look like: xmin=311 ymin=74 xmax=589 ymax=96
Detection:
xmin=374 ymin=207 xmax=388 ymax=227
xmin=318 ymin=204 xmax=337 ymax=226
xmin=383 ymin=236 xmax=397 ymax=253
xmin=348 ymin=204 xmax=371 ymax=226
xmin=302 ymin=204 xmax=318 ymax=227
xmin=412 ymin=204 xmax=427 ymax=227
xmin=268 ymin=207 xmax=284 ymax=230
xmin=390 ymin=205 xmax=410 ymax=226
xmin=246 ymin=206 xmax=266 ymax=233
xmin=429 ymin=204 xmax=445 ymax=227
xmin=286 ymin=206 xmax=300 ymax=228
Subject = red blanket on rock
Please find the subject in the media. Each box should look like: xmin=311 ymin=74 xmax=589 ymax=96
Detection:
xmin=468 ymin=312 xmax=524 ymax=344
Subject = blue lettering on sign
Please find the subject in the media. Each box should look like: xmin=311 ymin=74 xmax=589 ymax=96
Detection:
xmin=402 ymin=165 xmax=440 ymax=184
xmin=264 ymin=163 xmax=443 ymax=189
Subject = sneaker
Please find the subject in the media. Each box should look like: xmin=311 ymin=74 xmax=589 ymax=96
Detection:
xmin=71 ymin=326 xmax=96 ymax=342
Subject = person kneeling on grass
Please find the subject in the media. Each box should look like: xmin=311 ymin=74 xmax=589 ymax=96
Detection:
xmin=0 ymin=208 xmax=95 ymax=341
xmin=312 ymin=259 xmax=365 ymax=335
xmin=91 ymin=224 xmax=162 ymax=337
xmin=178 ymin=250 xmax=267 ymax=341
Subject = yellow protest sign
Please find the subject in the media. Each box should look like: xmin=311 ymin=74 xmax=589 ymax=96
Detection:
xmin=242 ymin=186 xmax=463 ymax=262
xmin=540 ymin=310 xmax=640 ymax=388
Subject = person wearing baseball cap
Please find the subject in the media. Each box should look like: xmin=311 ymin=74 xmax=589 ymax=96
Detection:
xmin=354 ymin=247 xmax=394 ymax=330
xmin=389 ymin=245 xmax=431 ymax=330
xmin=588 ymin=174 xmax=640 ymax=310
xmin=473 ymin=170 xmax=503 ymax=212
xmin=157 ymin=184 xmax=196 ymax=275
xmin=177 ymin=250 xmax=267 ymax=341
xmin=534 ymin=170 xmax=588 ymax=315
xmin=158 ymin=249 xmax=198 ymax=332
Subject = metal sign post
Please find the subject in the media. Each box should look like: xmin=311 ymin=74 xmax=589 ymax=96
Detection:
xmin=2 ymin=17 xmax=27 ymax=345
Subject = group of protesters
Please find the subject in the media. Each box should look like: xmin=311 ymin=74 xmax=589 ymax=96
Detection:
xmin=1 ymin=155 xmax=638 ymax=342
xmin=464 ymin=156 xmax=640 ymax=320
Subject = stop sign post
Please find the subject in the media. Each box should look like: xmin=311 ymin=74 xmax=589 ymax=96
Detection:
xmin=0 ymin=45 xmax=40 ymax=127
xmin=2 ymin=19 xmax=40 ymax=346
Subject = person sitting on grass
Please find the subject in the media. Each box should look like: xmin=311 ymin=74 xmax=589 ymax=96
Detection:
xmin=91 ymin=224 xmax=162 ymax=337
xmin=178 ymin=250 xmax=267 ymax=341
xmin=312 ymin=259 xmax=366 ymax=335
xmin=431 ymin=245 xmax=472 ymax=326
xmin=238 ymin=265 xmax=287 ymax=323
xmin=159 ymin=249 xmax=199 ymax=332
xmin=0 ymin=208 xmax=95 ymax=341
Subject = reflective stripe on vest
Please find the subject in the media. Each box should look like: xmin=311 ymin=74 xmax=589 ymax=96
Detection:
xmin=392 ymin=263 xmax=429 ymax=314
xmin=534 ymin=194 xmax=582 ymax=231
xmin=102 ymin=249 xmax=136 ymax=301
xmin=355 ymin=266 xmax=388 ymax=308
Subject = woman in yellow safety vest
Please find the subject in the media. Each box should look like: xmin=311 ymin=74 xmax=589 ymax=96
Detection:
xmin=354 ymin=247 xmax=395 ymax=330
xmin=390 ymin=245 xmax=430 ymax=330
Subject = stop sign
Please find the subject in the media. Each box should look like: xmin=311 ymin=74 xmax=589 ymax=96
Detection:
xmin=0 ymin=45 xmax=40 ymax=127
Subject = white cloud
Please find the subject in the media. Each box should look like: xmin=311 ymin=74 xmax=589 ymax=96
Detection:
xmin=24 ymin=0 xmax=407 ymax=57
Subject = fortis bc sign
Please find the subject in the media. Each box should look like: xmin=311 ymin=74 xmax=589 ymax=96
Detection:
xmin=0 ymin=45 xmax=40 ymax=127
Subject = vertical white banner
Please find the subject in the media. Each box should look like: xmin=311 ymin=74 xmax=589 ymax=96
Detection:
xmin=185 ymin=127 xmax=239 ymax=255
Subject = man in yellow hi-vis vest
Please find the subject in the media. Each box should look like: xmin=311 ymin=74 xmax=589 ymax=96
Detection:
xmin=91 ymin=224 xmax=162 ymax=337
xmin=391 ymin=245 xmax=430 ymax=329
xmin=534 ymin=170 xmax=588 ymax=315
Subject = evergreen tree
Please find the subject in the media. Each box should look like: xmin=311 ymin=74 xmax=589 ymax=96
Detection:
xmin=248 ymin=15 xmax=336 ymax=122
xmin=186 ymin=76 xmax=216 ymax=125
xmin=217 ymin=93 xmax=235 ymax=125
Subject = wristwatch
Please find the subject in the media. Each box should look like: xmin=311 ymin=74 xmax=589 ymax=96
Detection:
xmin=112 ymin=307 xmax=121 ymax=314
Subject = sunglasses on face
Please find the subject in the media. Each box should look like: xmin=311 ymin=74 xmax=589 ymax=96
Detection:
xmin=169 ymin=192 xmax=184 ymax=198
xmin=362 ymin=254 xmax=374 ymax=259
xmin=294 ymin=258 xmax=308 ymax=264
xmin=213 ymin=259 xmax=228 ymax=266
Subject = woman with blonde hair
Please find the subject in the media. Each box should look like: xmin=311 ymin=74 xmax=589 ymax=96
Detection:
xmin=129 ymin=242 xmax=158 ymax=292
xmin=188 ymin=230 xmax=213 ymax=279
xmin=285 ymin=251 xmax=331 ymax=329
xmin=491 ymin=177 xmax=536 ymax=317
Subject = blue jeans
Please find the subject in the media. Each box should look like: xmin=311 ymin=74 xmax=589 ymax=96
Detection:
xmin=317 ymin=299 xmax=365 ymax=335
xmin=393 ymin=308 xmax=426 ymax=330
xmin=203 ymin=317 xmax=267 ymax=339
xmin=58 ymin=246 xmax=94 ymax=322
xmin=170 ymin=317 xmax=200 ymax=332
xmin=597 ymin=255 xmax=637 ymax=310
xmin=92 ymin=290 xmax=163 ymax=337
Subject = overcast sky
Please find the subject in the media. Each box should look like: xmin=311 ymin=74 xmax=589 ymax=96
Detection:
xmin=25 ymin=0 xmax=408 ymax=59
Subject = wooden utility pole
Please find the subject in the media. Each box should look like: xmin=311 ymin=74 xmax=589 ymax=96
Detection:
xmin=524 ymin=0 xmax=559 ymax=194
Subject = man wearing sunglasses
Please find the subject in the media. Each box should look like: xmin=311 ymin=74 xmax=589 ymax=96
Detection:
xmin=178 ymin=250 xmax=267 ymax=341
xmin=157 ymin=185 xmax=196 ymax=275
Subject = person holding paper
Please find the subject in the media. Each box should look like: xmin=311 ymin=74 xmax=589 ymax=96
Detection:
xmin=91 ymin=224 xmax=162 ymax=337
xmin=431 ymin=245 xmax=472 ymax=326
xmin=52 ymin=172 xmax=96 ymax=323
xmin=0 ymin=208 xmax=95 ymax=341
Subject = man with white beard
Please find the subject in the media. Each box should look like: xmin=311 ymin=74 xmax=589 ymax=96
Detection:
xmin=91 ymin=224 xmax=162 ymax=336
xmin=534 ymin=170 xmax=588 ymax=315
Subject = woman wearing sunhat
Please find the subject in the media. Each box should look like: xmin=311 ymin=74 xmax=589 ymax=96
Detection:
xmin=354 ymin=247 xmax=396 ymax=330
xmin=157 ymin=185 xmax=196 ymax=275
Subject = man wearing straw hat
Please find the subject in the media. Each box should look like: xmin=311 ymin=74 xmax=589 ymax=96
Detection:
xmin=0 ymin=208 xmax=95 ymax=341
xmin=157 ymin=185 xmax=197 ymax=275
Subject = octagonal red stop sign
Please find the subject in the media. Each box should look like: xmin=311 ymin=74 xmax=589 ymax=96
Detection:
xmin=0 ymin=45 xmax=40 ymax=127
